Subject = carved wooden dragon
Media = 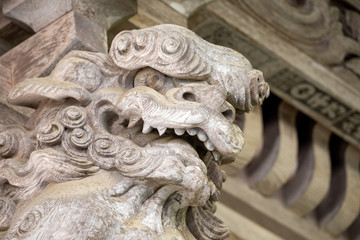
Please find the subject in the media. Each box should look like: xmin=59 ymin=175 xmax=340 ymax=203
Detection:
xmin=0 ymin=24 xmax=269 ymax=240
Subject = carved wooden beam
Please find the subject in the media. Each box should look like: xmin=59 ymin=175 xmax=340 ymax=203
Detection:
xmin=205 ymin=0 xmax=360 ymax=151
xmin=0 ymin=11 xmax=107 ymax=119
xmin=2 ymin=0 xmax=136 ymax=32
xmin=0 ymin=0 xmax=137 ymax=124
xmin=129 ymin=0 xmax=212 ymax=29
xmin=0 ymin=8 xmax=32 ymax=56
xmin=2 ymin=0 xmax=72 ymax=32
xmin=219 ymin=99 xmax=358 ymax=239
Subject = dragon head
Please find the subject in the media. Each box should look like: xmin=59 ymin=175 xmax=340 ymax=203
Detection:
xmin=1 ymin=24 xmax=269 ymax=239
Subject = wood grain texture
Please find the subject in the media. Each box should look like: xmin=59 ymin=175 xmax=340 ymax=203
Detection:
xmin=207 ymin=0 xmax=360 ymax=150
xmin=0 ymin=23 xmax=269 ymax=240
xmin=130 ymin=0 xmax=210 ymax=29
xmin=2 ymin=0 xmax=72 ymax=32
xmin=0 ymin=11 xmax=107 ymax=98
xmin=129 ymin=9 xmax=163 ymax=29
xmin=0 ymin=61 xmax=33 ymax=117
xmin=0 ymin=103 xmax=28 ymax=125
xmin=208 ymin=0 xmax=360 ymax=112
xmin=73 ymin=0 xmax=136 ymax=30
xmin=0 ymin=1 xmax=32 ymax=56
xmin=284 ymin=124 xmax=331 ymax=216
xmin=135 ymin=0 xmax=187 ymax=27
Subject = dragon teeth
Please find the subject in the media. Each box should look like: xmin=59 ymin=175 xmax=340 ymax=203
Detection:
xmin=212 ymin=150 xmax=221 ymax=162
xmin=142 ymin=122 xmax=153 ymax=134
xmin=174 ymin=128 xmax=185 ymax=136
xmin=157 ymin=126 xmax=167 ymax=136
xmin=128 ymin=116 xmax=141 ymax=128
xmin=204 ymin=139 xmax=215 ymax=151
xmin=197 ymin=129 xmax=208 ymax=142
xmin=186 ymin=128 xmax=198 ymax=136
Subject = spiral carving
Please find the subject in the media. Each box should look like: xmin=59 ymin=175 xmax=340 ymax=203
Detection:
xmin=0 ymin=197 xmax=15 ymax=231
xmin=116 ymin=32 xmax=132 ymax=55
xmin=60 ymin=106 xmax=87 ymax=129
xmin=114 ymin=147 xmax=164 ymax=178
xmin=110 ymin=25 xmax=269 ymax=111
xmin=0 ymin=131 xmax=18 ymax=158
xmin=17 ymin=209 xmax=42 ymax=236
xmin=116 ymin=147 xmax=141 ymax=166
xmin=246 ymin=69 xmax=270 ymax=111
xmin=134 ymin=31 xmax=156 ymax=57
xmin=62 ymin=125 xmax=93 ymax=159
xmin=70 ymin=126 xmax=93 ymax=148
xmin=5 ymin=200 xmax=57 ymax=239
xmin=158 ymin=32 xmax=188 ymax=64
xmin=134 ymin=32 xmax=151 ymax=50
xmin=110 ymin=27 xmax=196 ymax=74
xmin=88 ymin=134 xmax=120 ymax=169
xmin=36 ymin=120 xmax=64 ymax=146
xmin=187 ymin=205 xmax=230 ymax=240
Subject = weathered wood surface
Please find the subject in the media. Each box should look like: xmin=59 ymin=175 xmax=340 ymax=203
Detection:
xmin=0 ymin=0 xmax=359 ymax=239
xmin=207 ymin=0 xmax=360 ymax=151
xmin=126 ymin=0 xmax=360 ymax=152
xmin=0 ymin=23 xmax=270 ymax=240
xmin=0 ymin=1 xmax=32 ymax=55
xmin=130 ymin=0 xmax=210 ymax=29
xmin=2 ymin=0 xmax=72 ymax=32
xmin=0 ymin=103 xmax=28 ymax=125
xmin=72 ymin=0 xmax=136 ymax=30
xmin=0 ymin=11 xmax=106 ymax=99
xmin=0 ymin=61 xmax=33 ymax=118
xmin=2 ymin=0 xmax=136 ymax=33
xmin=283 ymin=123 xmax=332 ymax=217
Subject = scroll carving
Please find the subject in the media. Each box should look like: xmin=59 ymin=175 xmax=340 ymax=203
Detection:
xmin=0 ymin=24 xmax=269 ymax=239
xmin=233 ymin=0 xmax=360 ymax=82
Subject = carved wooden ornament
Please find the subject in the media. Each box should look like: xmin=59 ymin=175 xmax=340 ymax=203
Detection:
xmin=0 ymin=24 xmax=269 ymax=240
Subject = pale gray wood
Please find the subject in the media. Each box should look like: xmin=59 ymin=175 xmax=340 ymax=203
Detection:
xmin=0 ymin=11 xmax=106 ymax=97
xmin=2 ymin=0 xmax=72 ymax=32
xmin=0 ymin=24 xmax=269 ymax=240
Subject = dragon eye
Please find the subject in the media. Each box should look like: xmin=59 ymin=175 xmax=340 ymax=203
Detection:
xmin=134 ymin=68 xmax=166 ymax=92
xmin=146 ymin=74 xmax=165 ymax=91
xmin=60 ymin=61 xmax=103 ymax=92
xmin=182 ymin=92 xmax=196 ymax=102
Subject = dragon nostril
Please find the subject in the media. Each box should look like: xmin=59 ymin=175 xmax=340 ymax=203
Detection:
xmin=183 ymin=92 xmax=196 ymax=102
xmin=222 ymin=109 xmax=234 ymax=121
